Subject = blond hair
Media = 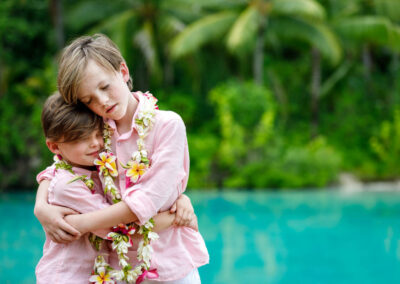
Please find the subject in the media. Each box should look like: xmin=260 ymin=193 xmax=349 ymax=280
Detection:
xmin=58 ymin=33 xmax=132 ymax=104
xmin=42 ymin=92 xmax=103 ymax=142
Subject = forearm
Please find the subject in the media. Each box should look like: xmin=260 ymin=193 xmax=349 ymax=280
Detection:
xmin=65 ymin=201 xmax=138 ymax=234
xmin=34 ymin=180 xmax=50 ymax=217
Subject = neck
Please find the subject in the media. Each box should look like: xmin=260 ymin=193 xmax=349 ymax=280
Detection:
xmin=116 ymin=94 xmax=138 ymax=134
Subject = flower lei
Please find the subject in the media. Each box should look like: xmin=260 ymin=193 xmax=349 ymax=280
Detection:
xmin=91 ymin=91 xmax=160 ymax=283
xmin=53 ymin=155 xmax=95 ymax=193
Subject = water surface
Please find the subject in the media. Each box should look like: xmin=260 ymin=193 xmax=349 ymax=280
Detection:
xmin=1 ymin=190 xmax=400 ymax=283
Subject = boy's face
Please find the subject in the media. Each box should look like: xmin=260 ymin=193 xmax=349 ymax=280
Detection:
xmin=77 ymin=60 xmax=133 ymax=121
xmin=47 ymin=129 xmax=104 ymax=167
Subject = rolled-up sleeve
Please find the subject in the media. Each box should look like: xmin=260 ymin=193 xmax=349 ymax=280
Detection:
xmin=123 ymin=116 xmax=189 ymax=224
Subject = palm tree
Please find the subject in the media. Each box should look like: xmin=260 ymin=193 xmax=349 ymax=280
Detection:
xmin=65 ymin=0 xmax=197 ymax=90
xmin=330 ymin=0 xmax=400 ymax=95
xmin=170 ymin=0 xmax=341 ymax=84
xmin=170 ymin=0 xmax=342 ymax=136
xmin=49 ymin=0 xmax=65 ymax=49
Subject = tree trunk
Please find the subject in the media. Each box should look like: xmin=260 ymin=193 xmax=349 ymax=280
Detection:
xmin=267 ymin=68 xmax=288 ymax=122
xmin=49 ymin=0 xmax=65 ymax=49
xmin=253 ymin=16 xmax=267 ymax=85
xmin=163 ymin=48 xmax=174 ymax=87
xmin=362 ymin=44 xmax=372 ymax=96
xmin=390 ymin=52 xmax=399 ymax=105
xmin=311 ymin=47 xmax=321 ymax=138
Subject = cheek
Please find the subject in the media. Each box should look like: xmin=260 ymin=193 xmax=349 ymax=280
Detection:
xmin=87 ymin=104 xmax=103 ymax=116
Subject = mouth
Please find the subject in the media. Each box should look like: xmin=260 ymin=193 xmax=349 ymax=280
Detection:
xmin=106 ymin=104 xmax=117 ymax=114
xmin=88 ymin=150 xmax=99 ymax=157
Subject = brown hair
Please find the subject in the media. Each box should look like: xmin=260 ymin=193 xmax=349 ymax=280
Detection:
xmin=58 ymin=33 xmax=132 ymax=104
xmin=42 ymin=92 xmax=103 ymax=142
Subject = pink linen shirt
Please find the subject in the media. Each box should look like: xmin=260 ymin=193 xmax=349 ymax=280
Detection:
xmin=36 ymin=166 xmax=110 ymax=284
xmin=106 ymin=91 xmax=209 ymax=281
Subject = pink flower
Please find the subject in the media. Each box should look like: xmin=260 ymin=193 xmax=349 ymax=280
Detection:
xmin=136 ymin=268 xmax=158 ymax=284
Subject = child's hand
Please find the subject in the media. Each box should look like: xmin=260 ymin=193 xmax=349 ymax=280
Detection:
xmin=34 ymin=203 xmax=81 ymax=243
xmin=170 ymin=194 xmax=195 ymax=227
xmin=187 ymin=214 xmax=199 ymax=232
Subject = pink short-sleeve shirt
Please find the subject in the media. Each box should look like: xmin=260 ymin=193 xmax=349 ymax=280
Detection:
xmin=36 ymin=167 xmax=110 ymax=284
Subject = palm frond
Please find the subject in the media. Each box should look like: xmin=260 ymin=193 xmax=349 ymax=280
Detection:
xmin=170 ymin=11 xmax=238 ymax=59
xmin=227 ymin=5 xmax=261 ymax=54
xmin=374 ymin=0 xmax=400 ymax=22
xmin=334 ymin=16 xmax=393 ymax=46
xmin=272 ymin=17 xmax=342 ymax=65
xmin=271 ymin=0 xmax=326 ymax=21
xmin=335 ymin=15 xmax=400 ymax=52
xmin=88 ymin=10 xmax=136 ymax=56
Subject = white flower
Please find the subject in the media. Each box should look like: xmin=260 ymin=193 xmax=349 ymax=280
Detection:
xmin=119 ymin=257 xmax=129 ymax=268
xmin=137 ymin=125 xmax=145 ymax=136
xmin=116 ymin=241 xmax=130 ymax=254
xmin=109 ymin=269 xmax=125 ymax=281
xmin=134 ymin=265 xmax=143 ymax=275
xmin=126 ymin=270 xmax=139 ymax=283
xmin=137 ymin=138 xmax=145 ymax=149
xmin=138 ymin=243 xmax=153 ymax=267
xmin=140 ymin=150 xmax=148 ymax=158
xmin=148 ymin=231 xmax=159 ymax=241
xmin=137 ymin=240 xmax=144 ymax=254
xmin=144 ymin=221 xmax=154 ymax=229
xmin=131 ymin=151 xmax=141 ymax=163
xmin=94 ymin=255 xmax=108 ymax=267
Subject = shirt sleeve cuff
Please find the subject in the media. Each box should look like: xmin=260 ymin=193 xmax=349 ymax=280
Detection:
xmin=123 ymin=186 xmax=158 ymax=225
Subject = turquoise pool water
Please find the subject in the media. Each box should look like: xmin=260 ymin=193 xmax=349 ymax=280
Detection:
xmin=1 ymin=190 xmax=400 ymax=283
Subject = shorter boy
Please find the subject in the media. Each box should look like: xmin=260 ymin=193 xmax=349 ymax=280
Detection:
xmin=36 ymin=93 xmax=195 ymax=283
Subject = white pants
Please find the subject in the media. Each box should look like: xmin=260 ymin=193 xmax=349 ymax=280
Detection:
xmin=141 ymin=268 xmax=201 ymax=284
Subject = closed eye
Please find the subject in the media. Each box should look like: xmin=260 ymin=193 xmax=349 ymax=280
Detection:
xmin=101 ymin=84 xmax=109 ymax=90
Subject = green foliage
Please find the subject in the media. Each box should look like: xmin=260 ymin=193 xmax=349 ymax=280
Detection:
xmin=209 ymin=80 xmax=341 ymax=189
xmin=225 ymin=136 xmax=341 ymax=188
xmin=370 ymin=108 xmax=400 ymax=178
xmin=2 ymin=0 xmax=400 ymax=190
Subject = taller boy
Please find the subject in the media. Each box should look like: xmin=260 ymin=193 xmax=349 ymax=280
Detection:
xmin=36 ymin=34 xmax=209 ymax=283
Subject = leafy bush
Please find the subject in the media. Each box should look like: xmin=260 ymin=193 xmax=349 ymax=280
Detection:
xmin=370 ymin=107 xmax=400 ymax=178
xmin=209 ymin=80 xmax=341 ymax=189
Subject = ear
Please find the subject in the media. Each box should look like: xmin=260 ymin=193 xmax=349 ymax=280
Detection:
xmin=46 ymin=139 xmax=61 ymax=155
xmin=119 ymin=62 xmax=130 ymax=83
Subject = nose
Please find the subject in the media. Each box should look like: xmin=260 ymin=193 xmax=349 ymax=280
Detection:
xmin=89 ymin=135 xmax=101 ymax=148
xmin=96 ymin=91 xmax=109 ymax=107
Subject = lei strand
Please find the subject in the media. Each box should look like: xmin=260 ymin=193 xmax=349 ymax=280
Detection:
xmin=91 ymin=91 xmax=160 ymax=283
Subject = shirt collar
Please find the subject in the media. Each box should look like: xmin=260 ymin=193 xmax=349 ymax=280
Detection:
xmin=72 ymin=166 xmax=96 ymax=177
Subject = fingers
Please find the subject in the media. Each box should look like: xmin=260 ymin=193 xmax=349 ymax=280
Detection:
xmin=188 ymin=215 xmax=199 ymax=232
xmin=170 ymin=203 xmax=177 ymax=213
xmin=48 ymin=227 xmax=79 ymax=244
xmin=57 ymin=229 xmax=79 ymax=242
xmin=174 ymin=209 xmax=193 ymax=227
xmin=57 ymin=219 xmax=81 ymax=237
xmin=60 ymin=206 xmax=79 ymax=216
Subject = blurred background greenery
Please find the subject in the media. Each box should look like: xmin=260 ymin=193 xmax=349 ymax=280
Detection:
xmin=2 ymin=0 xmax=400 ymax=191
